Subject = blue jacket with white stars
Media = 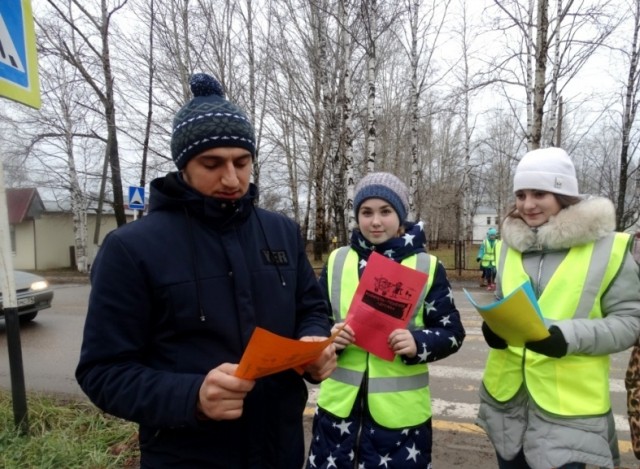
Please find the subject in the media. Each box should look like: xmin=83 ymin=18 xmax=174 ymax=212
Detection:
xmin=307 ymin=221 xmax=465 ymax=469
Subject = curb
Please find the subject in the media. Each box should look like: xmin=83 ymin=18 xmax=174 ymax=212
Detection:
xmin=48 ymin=277 xmax=90 ymax=285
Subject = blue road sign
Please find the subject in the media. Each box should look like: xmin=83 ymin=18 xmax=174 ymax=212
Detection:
xmin=128 ymin=186 xmax=145 ymax=210
xmin=0 ymin=0 xmax=40 ymax=108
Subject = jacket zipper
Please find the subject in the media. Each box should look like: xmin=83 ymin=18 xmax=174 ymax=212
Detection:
xmin=353 ymin=355 xmax=370 ymax=467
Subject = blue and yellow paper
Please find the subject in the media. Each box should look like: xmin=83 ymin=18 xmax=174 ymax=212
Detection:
xmin=464 ymin=282 xmax=550 ymax=347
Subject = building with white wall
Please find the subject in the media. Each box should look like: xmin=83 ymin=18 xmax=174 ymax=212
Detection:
xmin=8 ymin=188 xmax=135 ymax=270
xmin=472 ymin=206 xmax=499 ymax=242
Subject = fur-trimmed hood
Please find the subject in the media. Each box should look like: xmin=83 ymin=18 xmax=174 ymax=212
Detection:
xmin=501 ymin=196 xmax=616 ymax=252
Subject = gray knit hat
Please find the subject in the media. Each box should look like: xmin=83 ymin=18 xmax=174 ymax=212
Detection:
xmin=171 ymin=73 xmax=256 ymax=169
xmin=513 ymin=147 xmax=579 ymax=196
xmin=354 ymin=172 xmax=410 ymax=223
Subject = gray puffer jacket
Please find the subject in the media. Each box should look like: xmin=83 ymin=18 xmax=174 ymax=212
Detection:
xmin=476 ymin=196 xmax=640 ymax=469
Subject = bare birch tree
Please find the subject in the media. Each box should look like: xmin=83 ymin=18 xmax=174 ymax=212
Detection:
xmin=239 ymin=0 xmax=263 ymax=189
xmin=491 ymin=0 xmax=617 ymax=150
xmin=363 ymin=0 xmax=379 ymax=171
xmin=16 ymin=60 xmax=101 ymax=272
xmin=310 ymin=0 xmax=332 ymax=260
xmin=40 ymin=0 xmax=128 ymax=227
xmin=530 ymin=0 xmax=549 ymax=149
xmin=400 ymin=0 xmax=450 ymax=221
xmin=13 ymin=0 xmax=637 ymax=258
xmin=117 ymin=0 xmax=157 ymax=214
xmin=450 ymin=0 xmax=482 ymax=241
xmin=153 ymin=0 xmax=194 ymax=104
xmin=266 ymin=0 xmax=340 ymax=257
xmin=616 ymin=0 xmax=640 ymax=229
xmin=265 ymin=2 xmax=315 ymax=229
xmin=479 ymin=109 xmax=527 ymax=220
xmin=333 ymin=0 xmax=357 ymax=240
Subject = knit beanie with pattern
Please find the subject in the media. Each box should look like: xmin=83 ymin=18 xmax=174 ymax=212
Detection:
xmin=171 ymin=73 xmax=256 ymax=170
xmin=353 ymin=172 xmax=410 ymax=224
xmin=513 ymin=147 xmax=579 ymax=197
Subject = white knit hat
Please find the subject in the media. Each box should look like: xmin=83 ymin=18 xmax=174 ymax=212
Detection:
xmin=513 ymin=147 xmax=579 ymax=196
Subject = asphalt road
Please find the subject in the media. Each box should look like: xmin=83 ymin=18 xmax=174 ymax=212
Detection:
xmin=1 ymin=281 xmax=639 ymax=468
xmin=0 ymin=283 xmax=87 ymax=397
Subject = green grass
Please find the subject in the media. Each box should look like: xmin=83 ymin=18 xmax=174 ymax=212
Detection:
xmin=0 ymin=391 xmax=139 ymax=469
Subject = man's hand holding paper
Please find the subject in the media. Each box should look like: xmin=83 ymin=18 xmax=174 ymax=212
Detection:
xmin=299 ymin=336 xmax=338 ymax=381
xmin=331 ymin=322 xmax=355 ymax=351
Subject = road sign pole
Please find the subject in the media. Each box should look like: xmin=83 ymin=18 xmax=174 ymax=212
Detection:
xmin=0 ymin=0 xmax=38 ymax=434
xmin=0 ymin=160 xmax=29 ymax=435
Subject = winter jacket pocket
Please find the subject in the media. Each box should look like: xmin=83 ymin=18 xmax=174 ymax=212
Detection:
xmin=164 ymin=276 xmax=237 ymax=332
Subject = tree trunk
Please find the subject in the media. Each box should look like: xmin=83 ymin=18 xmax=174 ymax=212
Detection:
xmin=617 ymin=0 xmax=640 ymax=230
xmin=531 ymin=0 xmax=549 ymax=150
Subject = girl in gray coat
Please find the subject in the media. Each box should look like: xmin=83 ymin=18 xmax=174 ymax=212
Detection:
xmin=477 ymin=147 xmax=640 ymax=469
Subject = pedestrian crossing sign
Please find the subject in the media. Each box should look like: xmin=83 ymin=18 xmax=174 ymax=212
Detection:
xmin=0 ymin=0 xmax=41 ymax=109
xmin=128 ymin=186 xmax=145 ymax=210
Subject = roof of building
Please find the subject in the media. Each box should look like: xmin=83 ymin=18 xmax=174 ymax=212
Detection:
xmin=474 ymin=206 xmax=497 ymax=215
xmin=7 ymin=188 xmax=44 ymax=224
xmin=42 ymin=200 xmax=138 ymax=215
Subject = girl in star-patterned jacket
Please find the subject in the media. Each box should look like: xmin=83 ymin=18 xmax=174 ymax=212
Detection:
xmin=307 ymin=172 xmax=466 ymax=469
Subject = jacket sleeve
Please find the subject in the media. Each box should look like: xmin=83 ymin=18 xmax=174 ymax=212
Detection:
xmin=75 ymin=232 xmax=205 ymax=429
xmin=293 ymin=227 xmax=333 ymax=339
xmin=556 ymin=251 xmax=640 ymax=355
xmin=477 ymin=241 xmax=485 ymax=260
xmin=403 ymin=262 xmax=466 ymax=364
xmin=317 ymin=263 xmax=334 ymax=321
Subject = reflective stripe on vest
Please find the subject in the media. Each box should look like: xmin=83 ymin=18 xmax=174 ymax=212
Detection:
xmin=482 ymin=233 xmax=631 ymax=416
xmin=318 ymin=248 xmax=437 ymax=428
xmin=480 ymin=239 xmax=496 ymax=268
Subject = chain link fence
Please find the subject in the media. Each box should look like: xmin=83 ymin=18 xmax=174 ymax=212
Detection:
xmin=308 ymin=240 xmax=484 ymax=280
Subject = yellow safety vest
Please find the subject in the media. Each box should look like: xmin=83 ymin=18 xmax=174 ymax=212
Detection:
xmin=482 ymin=233 xmax=631 ymax=416
xmin=480 ymin=239 xmax=496 ymax=268
xmin=317 ymin=247 xmax=437 ymax=428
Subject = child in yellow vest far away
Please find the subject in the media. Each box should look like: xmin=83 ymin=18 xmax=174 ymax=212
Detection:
xmin=306 ymin=171 xmax=466 ymax=469
xmin=478 ymin=147 xmax=640 ymax=469
xmin=477 ymin=227 xmax=498 ymax=290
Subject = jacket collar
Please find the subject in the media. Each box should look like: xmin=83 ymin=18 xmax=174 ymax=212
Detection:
xmin=501 ymin=196 xmax=616 ymax=252
xmin=149 ymin=172 xmax=257 ymax=228
xmin=350 ymin=220 xmax=427 ymax=265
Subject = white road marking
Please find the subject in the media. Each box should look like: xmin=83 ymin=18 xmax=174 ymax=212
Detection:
xmin=308 ymin=365 xmax=631 ymax=435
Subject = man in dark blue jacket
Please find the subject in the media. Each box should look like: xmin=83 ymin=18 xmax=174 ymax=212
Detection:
xmin=76 ymin=73 xmax=337 ymax=468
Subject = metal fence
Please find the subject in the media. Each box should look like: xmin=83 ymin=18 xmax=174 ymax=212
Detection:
xmin=308 ymin=240 xmax=483 ymax=277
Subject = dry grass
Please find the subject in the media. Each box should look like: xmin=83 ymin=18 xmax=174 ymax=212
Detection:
xmin=0 ymin=391 xmax=139 ymax=468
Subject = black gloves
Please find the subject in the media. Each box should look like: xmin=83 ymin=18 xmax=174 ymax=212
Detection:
xmin=525 ymin=326 xmax=567 ymax=358
xmin=481 ymin=322 xmax=507 ymax=349
xmin=482 ymin=323 xmax=568 ymax=358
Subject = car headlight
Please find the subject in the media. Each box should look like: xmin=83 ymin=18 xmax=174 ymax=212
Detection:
xmin=30 ymin=280 xmax=49 ymax=291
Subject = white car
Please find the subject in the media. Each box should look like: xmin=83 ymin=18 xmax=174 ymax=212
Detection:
xmin=0 ymin=270 xmax=54 ymax=323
